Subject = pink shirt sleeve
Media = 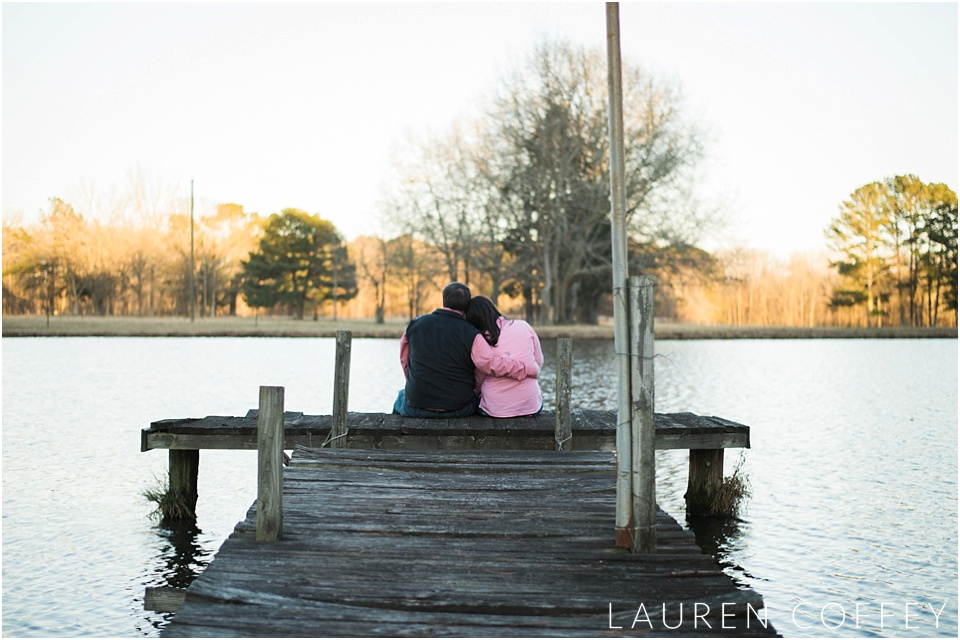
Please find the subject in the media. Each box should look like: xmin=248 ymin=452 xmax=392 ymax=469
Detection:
xmin=471 ymin=334 xmax=539 ymax=380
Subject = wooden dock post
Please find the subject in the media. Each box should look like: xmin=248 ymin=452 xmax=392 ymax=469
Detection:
xmin=167 ymin=449 xmax=199 ymax=522
xmin=630 ymin=275 xmax=657 ymax=553
xmin=686 ymin=449 xmax=725 ymax=516
xmin=257 ymin=386 xmax=284 ymax=541
xmin=330 ymin=330 xmax=352 ymax=448
xmin=555 ymin=338 xmax=573 ymax=451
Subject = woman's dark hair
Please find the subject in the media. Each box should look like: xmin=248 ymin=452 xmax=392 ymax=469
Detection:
xmin=465 ymin=296 xmax=502 ymax=346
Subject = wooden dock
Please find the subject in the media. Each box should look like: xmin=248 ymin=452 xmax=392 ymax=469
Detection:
xmin=144 ymin=409 xmax=749 ymax=519
xmin=143 ymin=410 xmax=750 ymax=520
xmin=161 ymin=448 xmax=777 ymax=637
xmin=142 ymin=409 xmax=750 ymax=452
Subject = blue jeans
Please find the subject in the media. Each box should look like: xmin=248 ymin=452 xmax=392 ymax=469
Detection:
xmin=392 ymin=390 xmax=477 ymax=418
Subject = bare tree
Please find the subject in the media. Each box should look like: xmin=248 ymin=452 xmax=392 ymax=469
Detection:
xmin=384 ymin=123 xmax=489 ymax=287
xmin=486 ymin=40 xmax=707 ymax=324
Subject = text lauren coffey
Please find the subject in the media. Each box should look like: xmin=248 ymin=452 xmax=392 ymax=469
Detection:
xmin=608 ymin=603 xmax=769 ymax=631
xmin=608 ymin=602 xmax=950 ymax=631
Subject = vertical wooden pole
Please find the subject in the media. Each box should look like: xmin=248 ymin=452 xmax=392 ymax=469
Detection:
xmin=167 ymin=449 xmax=199 ymax=522
xmin=606 ymin=1 xmax=633 ymax=549
xmin=257 ymin=386 xmax=284 ymax=541
xmin=555 ymin=338 xmax=573 ymax=451
xmin=330 ymin=330 xmax=352 ymax=448
xmin=686 ymin=449 xmax=724 ymax=516
xmin=629 ymin=276 xmax=656 ymax=553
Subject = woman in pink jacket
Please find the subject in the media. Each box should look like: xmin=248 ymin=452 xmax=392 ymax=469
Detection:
xmin=465 ymin=296 xmax=544 ymax=417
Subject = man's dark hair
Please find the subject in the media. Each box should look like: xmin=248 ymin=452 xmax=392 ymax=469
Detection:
xmin=442 ymin=282 xmax=471 ymax=312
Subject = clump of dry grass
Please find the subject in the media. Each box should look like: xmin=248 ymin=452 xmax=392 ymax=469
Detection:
xmin=142 ymin=475 xmax=195 ymax=524
xmin=711 ymin=453 xmax=752 ymax=517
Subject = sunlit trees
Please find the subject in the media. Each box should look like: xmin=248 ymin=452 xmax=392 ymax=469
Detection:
xmin=7 ymin=199 xmax=88 ymax=318
xmin=351 ymin=235 xmax=390 ymax=323
xmin=2 ymin=196 xmax=363 ymax=322
xmin=826 ymin=181 xmax=891 ymax=326
xmin=2 ymin=220 xmax=36 ymax=314
xmin=922 ymin=184 xmax=958 ymax=323
xmin=108 ymin=225 xmax=146 ymax=316
xmin=632 ymin=241 xmax=718 ymax=324
xmin=74 ymin=221 xmax=120 ymax=316
xmin=703 ymin=250 xmax=838 ymax=327
xmin=826 ymin=177 xmax=957 ymax=327
xmin=239 ymin=209 xmax=356 ymax=320
xmin=3 ymin=221 xmax=64 ymax=322
xmin=197 ymin=204 xmax=262 ymax=316
xmin=347 ymin=234 xmax=444 ymax=323
xmin=386 ymin=233 xmax=444 ymax=321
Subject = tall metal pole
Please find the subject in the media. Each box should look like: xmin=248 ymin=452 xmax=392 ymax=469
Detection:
xmin=189 ymin=178 xmax=196 ymax=322
xmin=606 ymin=2 xmax=633 ymax=549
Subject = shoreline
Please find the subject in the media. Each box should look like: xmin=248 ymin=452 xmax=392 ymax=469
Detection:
xmin=2 ymin=315 xmax=956 ymax=340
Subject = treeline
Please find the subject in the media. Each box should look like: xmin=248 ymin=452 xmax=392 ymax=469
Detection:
xmin=4 ymin=195 xmax=955 ymax=328
xmin=3 ymin=41 xmax=956 ymax=328
xmin=3 ymin=199 xmax=260 ymax=320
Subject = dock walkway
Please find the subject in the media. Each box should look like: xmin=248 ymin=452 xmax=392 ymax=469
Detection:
xmin=162 ymin=448 xmax=777 ymax=637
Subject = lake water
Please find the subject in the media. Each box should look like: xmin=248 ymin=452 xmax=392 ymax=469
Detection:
xmin=1 ymin=336 xmax=957 ymax=637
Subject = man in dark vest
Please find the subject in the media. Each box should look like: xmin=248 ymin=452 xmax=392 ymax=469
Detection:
xmin=392 ymin=282 xmax=538 ymax=418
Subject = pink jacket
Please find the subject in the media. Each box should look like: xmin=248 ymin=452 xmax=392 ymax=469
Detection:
xmin=475 ymin=317 xmax=544 ymax=418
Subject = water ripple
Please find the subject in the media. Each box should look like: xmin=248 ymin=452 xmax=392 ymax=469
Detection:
xmin=2 ymin=337 xmax=956 ymax=637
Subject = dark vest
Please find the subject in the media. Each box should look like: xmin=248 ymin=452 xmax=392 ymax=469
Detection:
xmin=404 ymin=309 xmax=479 ymax=410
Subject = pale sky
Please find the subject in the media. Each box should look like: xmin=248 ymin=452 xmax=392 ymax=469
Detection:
xmin=3 ymin=2 xmax=957 ymax=258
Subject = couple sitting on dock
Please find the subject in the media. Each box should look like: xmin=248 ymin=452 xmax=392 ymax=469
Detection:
xmin=392 ymin=282 xmax=544 ymax=419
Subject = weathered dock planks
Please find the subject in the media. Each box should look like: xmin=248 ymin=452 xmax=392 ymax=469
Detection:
xmin=142 ymin=409 xmax=750 ymax=452
xmin=162 ymin=449 xmax=777 ymax=638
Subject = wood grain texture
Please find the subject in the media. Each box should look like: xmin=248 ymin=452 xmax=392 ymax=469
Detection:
xmin=629 ymin=275 xmax=657 ymax=553
xmin=161 ymin=449 xmax=777 ymax=638
xmin=555 ymin=338 xmax=573 ymax=451
xmin=143 ymin=410 xmax=750 ymax=452
xmin=330 ymin=330 xmax=352 ymax=448
xmin=256 ymin=386 xmax=284 ymax=542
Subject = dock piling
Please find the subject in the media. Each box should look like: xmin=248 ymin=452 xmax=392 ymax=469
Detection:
xmin=256 ymin=385 xmax=284 ymax=541
xmin=330 ymin=330 xmax=352 ymax=448
xmin=686 ymin=448 xmax=725 ymax=516
xmin=166 ymin=449 xmax=199 ymax=522
xmin=555 ymin=338 xmax=573 ymax=450
xmin=629 ymin=275 xmax=657 ymax=553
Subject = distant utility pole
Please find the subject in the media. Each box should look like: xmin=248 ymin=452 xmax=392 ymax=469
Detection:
xmin=190 ymin=179 xmax=196 ymax=322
